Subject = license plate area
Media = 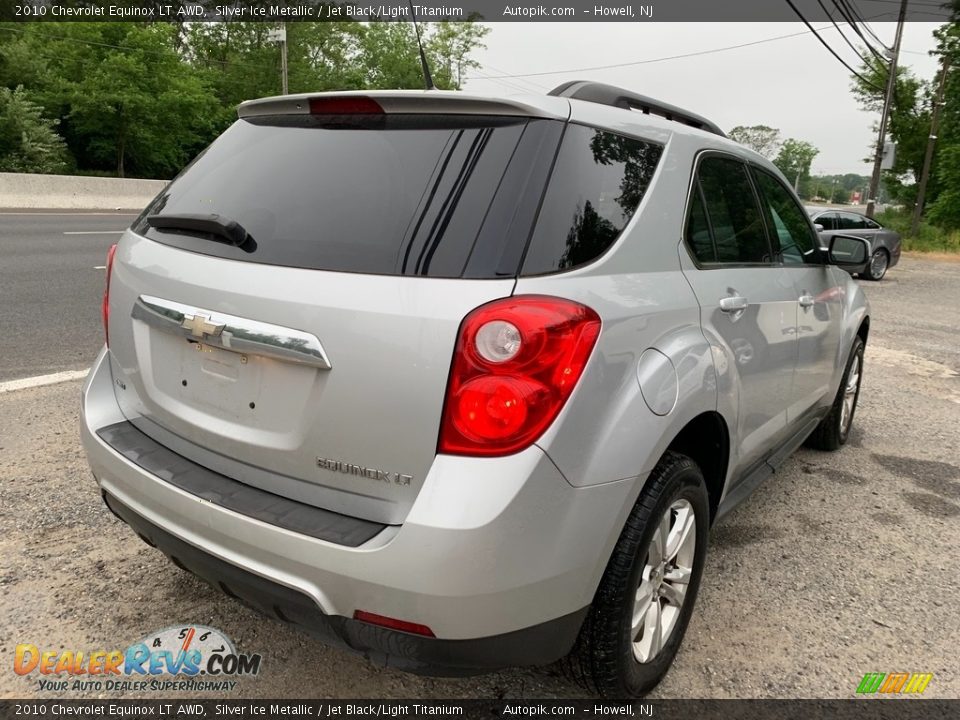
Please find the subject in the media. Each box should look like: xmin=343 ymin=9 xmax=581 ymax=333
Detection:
xmin=175 ymin=339 xmax=261 ymax=419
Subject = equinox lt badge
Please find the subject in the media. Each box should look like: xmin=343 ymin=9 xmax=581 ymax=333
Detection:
xmin=317 ymin=457 xmax=413 ymax=487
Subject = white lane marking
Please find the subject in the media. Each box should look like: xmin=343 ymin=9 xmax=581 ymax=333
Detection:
xmin=0 ymin=369 xmax=90 ymax=394
xmin=64 ymin=231 xmax=125 ymax=235
xmin=93 ymin=265 xmax=106 ymax=270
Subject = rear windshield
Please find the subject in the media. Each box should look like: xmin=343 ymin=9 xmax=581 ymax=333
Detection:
xmin=136 ymin=114 xmax=663 ymax=278
xmin=135 ymin=114 xmax=561 ymax=278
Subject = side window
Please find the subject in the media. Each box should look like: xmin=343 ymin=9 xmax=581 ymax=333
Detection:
xmin=751 ymin=168 xmax=819 ymax=265
xmin=815 ymin=213 xmax=836 ymax=231
xmin=696 ymin=156 xmax=771 ymax=265
xmin=521 ymin=125 xmax=663 ymax=275
xmin=685 ymin=186 xmax=716 ymax=263
xmin=838 ymin=213 xmax=866 ymax=230
xmin=863 ymin=217 xmax=880 ymax=230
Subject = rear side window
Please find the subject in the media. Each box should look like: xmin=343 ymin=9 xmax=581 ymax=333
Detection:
xmin=815 ymin=213 xmax=837 ymax=231
xmin=520 ymin=125 xmax=663 ymax=275
xmin=838 ymin=213 xmax=867 ymax=230
xmin=134 ymin=115 xmax=560 ymax=279
xmin=693 ymin=156 xmax=771 ymax=265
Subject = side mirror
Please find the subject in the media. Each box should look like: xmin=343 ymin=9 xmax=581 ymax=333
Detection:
xmin=814 ymin=223 xmax=824 ymax=233
xmin=827 ymin=234 xmax=869 ymax=266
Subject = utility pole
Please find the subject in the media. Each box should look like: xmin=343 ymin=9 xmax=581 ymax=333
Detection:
xmin=865 ymin=0 xmax=908 ymax=219
xmin=911 ymin=55 xmax=951 ymax=235
xmin=280 ymin=22 xmax=288 ymax=95
xmin=268 ymin=24 xmax=288 ymax=95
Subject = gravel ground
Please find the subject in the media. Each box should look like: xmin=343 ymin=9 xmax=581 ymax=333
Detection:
xmin=1 ymin=255 xmax=958 ymax=700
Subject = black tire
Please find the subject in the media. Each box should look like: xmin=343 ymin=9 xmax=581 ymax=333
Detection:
xmin=805 ymin=335 xmax=865 ymax=451
xmin=863 ymin=248 xmax=889 ymax=281
xmin=567 ymin=451 xmax=709 ymax=698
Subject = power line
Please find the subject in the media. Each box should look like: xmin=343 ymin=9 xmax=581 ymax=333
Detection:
xmin=469 ymin=25 xmax=847 ymax=80
xmin=817 ymin=0 xmax=880 ymax=67
xmin=831 ymin=0 xmax=889 ymax=63
xmin=783 ymin=0 xmax=885 ymax=92
xmin=844 ymin=0 xmax=891 ymax=50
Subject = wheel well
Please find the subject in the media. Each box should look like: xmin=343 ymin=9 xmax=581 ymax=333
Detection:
xmin=666 ymin=412 xmax=729 ymax=523
xmin=857 ymin=317 xmax=870 ymax=344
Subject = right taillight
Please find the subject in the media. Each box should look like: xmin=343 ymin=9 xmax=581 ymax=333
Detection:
xmin=102 ymin=243 xmax=117 ymax=347
xmin=438 ymin=296 xmax=601 ymax=457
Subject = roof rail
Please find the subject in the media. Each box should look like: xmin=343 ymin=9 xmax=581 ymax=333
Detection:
xmin=548 ymin=81 xmax=726 ymax=138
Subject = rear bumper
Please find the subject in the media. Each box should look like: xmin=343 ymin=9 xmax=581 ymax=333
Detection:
xmin=101 ymin=490 xmax=587 ymax=675
xmin=81 ymin=348 xmax=636 ymax=672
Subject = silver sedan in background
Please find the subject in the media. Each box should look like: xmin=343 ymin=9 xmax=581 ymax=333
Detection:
xmin=808 ymin=207 xmax=902 ymax=280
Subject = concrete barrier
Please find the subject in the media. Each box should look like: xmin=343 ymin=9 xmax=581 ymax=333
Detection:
xmin=0 ymin=172 xmax=167 ymax=210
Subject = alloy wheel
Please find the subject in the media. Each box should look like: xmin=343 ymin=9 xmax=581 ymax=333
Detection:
xmin=631 ymin=499 xmax=697 ymax=663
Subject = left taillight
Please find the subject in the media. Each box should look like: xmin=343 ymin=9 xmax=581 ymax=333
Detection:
xmin=102 ymin=243 xmax=117 ymax=347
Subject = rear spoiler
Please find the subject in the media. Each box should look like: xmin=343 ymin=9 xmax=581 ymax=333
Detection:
xmin=238 ymin=91 xmax=570 ymax=121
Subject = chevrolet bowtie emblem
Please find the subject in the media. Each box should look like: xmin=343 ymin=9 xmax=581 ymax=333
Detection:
xmin=181 ymin=312 xmax=225 ymax=339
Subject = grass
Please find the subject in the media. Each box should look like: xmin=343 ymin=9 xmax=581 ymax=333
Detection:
xmin=875 ymin=209 xmax=960 ymax=254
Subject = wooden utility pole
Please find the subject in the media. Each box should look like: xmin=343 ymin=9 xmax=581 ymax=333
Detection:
xmin=865 ymin=0 xmax=909 ymax=219
xmin=911 ymin=55 xmax=951 ymax=235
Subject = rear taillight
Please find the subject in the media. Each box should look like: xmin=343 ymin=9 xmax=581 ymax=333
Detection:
xmin=439 ymin=296 xmax=601 ymax=457
xmin=102 ymin=243 xmax=117 ymax=347
xmin=309 ymin=96 xmax=383 ymax=115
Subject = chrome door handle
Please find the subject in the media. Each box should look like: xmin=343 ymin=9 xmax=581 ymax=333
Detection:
xmin=798 ymin=295 xmax=815 ymax=308
xmin=719 ymin=295 xmax=749 ymax=313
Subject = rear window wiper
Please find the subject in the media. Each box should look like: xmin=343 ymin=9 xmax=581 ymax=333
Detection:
xmin=146 ymin=213 xmax=256 ymax=251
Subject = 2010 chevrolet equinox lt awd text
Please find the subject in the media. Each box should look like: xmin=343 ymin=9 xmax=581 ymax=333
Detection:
xmin=81 ymin=82 xmax=870 ymax=697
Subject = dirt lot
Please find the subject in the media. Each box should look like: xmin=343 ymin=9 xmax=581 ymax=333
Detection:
xmin=1 ymin=256 xmax=958 ymax=700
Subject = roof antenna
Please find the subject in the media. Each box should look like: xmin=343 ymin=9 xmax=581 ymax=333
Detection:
xmin=407 ymin=0 xmax=435 ymax=90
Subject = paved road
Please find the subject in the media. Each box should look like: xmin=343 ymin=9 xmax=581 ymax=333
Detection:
xmin=0 ymin=254 xmax=957 ymax=699
xmin=0 ymin=212 xmax=135 ymax=382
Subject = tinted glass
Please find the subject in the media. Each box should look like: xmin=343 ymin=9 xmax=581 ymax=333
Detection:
xmin=838 ymin=213 xmax=866 ymax=230
xmin=686 ymin=186 xmax=716 ymax=263
xmin=134 ymin=115 xmax=558 ymax=278
xmin=815 ymin=213 xmax=836 ymax=231
xmin=697 ymin=156 xmax=770 ymax=264
xmin=752 ymin=168 xmax=819 ymax=265
xmin=521 ymin=125 xmax=663 ymax=275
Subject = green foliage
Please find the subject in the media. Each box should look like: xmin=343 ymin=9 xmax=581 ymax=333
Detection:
xmin=773 ymin=138 xmax=819 ymax=188
xmin=851 ymin=54 xmax=930 ymax=205
xmin=807 ymin=174 xmax=870 ymax=204
xmin=727 ymin=125 xmax=782 ymax=158
xmin=926 ymin=24 xmax=960 ymax=229
xmin=875 ymin=208 xmax=960 ymax=253
xmin=0 ymin=18 xmax=488 ymax=179
xmin=0 ymin=85 xmax=68 ymax=173
xmin=1 ymin=23 xmax=220 ymax=178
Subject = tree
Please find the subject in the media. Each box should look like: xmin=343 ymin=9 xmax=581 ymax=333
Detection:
xmin=359 ymin=20 xmax=489 ymax=90
xmin=926 ymin=23 xmax=960 ymax=229
xmin=1 ymin=23 xmax=221 ymax=178
xmin=0 ymin=85 xmax=68 ymax=173
xmin=728 ymin=125 xmax=782 ymax=158
xmin=851 ymin=50 xmax=930 ymax=206
xmin=773 ymin=139 xmax=819 ymax=191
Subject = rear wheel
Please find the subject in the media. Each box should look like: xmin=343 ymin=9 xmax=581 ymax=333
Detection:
xmin=863 ymin=248 xmax=889 ymax=281
xmin=806 ymin=336 xmax=864 ymax=450
xmin=568 ymin=452 xmax=709 ymax=697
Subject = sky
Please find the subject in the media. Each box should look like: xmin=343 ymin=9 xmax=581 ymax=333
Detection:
xmin=460 ymin=22 xmax=943 ymax=176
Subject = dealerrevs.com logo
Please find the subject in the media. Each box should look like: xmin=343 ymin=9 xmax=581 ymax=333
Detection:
xmin=14 ymin=625 xmax=262 ymax=693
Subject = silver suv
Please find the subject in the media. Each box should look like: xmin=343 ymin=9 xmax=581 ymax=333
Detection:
xmin=81 ymin=82 xmax=870 ymax=697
